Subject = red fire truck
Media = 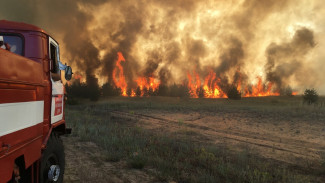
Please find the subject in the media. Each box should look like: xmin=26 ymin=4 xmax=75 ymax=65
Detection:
xmin=0 ymin=20 xmax=72 ymax=183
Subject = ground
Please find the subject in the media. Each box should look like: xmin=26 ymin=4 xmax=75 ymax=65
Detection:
xmin=62 ymin=96 xmax=325 ymax=182
xmin=63 ymin=137 xmax=156 ymax=183
xmin=110 ymin=108 xmax=325 ymax=169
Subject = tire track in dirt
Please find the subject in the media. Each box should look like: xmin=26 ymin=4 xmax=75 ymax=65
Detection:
xmin=109 ymin=110 xmax=324 ymax=169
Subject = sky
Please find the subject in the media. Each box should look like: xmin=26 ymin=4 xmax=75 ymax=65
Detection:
xmin=1 ymin=0 xmax=324 ymax=94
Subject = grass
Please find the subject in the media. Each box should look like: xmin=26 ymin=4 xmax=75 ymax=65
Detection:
xmin=84 ymin=96 xmax=325 ymax=120
xmin=65 ymin=96 xmax=325 ymax=182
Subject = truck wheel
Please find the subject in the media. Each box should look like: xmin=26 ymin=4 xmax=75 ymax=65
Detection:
xmin=40 ymin=133 xmax=65 ymax=183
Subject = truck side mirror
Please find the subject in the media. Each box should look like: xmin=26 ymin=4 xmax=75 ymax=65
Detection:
xmin=65 ymin=66 xmax=73 ymax=81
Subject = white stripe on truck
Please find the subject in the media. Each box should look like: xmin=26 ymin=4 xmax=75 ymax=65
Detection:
xmin=0 ymin=101 xmax=44 ymax=137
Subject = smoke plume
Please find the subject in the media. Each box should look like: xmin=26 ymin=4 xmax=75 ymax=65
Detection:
xmin=265 ymin=28 xmax=316 ymax=91
xmin=0 ymin=0 xmax=324 ymax=94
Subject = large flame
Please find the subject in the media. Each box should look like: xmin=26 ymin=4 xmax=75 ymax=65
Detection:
xmin=135 ymin=76 xmax=160 ymax=96
xmin=186 ymin=69 xmax=287 ymax=98
xmin=187 ymin=70 xmax=201 ymax=98
xmin=203 ymin=71 xmax=227 ymax=98
xmin=112 ymin=52 xmax=128 ymax=96
xmin=244 ymin=77 xmax=280 ymax=97
xmin=111 ymin=52 xmax=296 ymax=98
xmin=112 ymin=52 xmax=161 ymax=97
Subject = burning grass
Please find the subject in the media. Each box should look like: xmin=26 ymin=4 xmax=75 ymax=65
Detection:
xmin=65 ymin=96 xmax=325 ymax=182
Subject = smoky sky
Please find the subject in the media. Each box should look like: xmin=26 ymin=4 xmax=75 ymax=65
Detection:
xmin=0 ymin=0 xmax=324 ymax=93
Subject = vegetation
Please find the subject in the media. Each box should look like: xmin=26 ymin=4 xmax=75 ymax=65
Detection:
xmin=66 ymin=79 xmax=320 ymax=102
xmin=303 ymin=88 xmax=319 ymax=105
xmin=67 ymin=81 xmax=192 ymax=101
xmin=102 ymin=82 xmax=122 ymax=97
xmin=65 ymin=76 xmax=101 ymax=102
xmin=65 ymin=96 xmax=325 ymax=183
xmin=226 ymin=86 xmax=241 ymax=100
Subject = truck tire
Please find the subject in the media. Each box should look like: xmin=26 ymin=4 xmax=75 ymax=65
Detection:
xmin=40 ymin=133 xmax=65 ymax=183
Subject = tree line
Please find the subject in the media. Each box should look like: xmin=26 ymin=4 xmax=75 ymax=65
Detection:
xmin=65 ymin=80 xmax=319 ymax=104
xmin=65 ymin=81 xmax=194 ymax=102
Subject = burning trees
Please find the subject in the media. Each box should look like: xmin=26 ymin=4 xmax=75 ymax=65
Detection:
xmin=107 ymin=52 xmax=297 ymax=98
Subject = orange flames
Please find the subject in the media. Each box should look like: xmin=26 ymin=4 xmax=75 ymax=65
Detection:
xmin=187 ymin=70 xmax=227 ymax=98
xmin=112 ymin=52 xmax=161 ymax=97
xmin=135 ymin=76 xmax=160 ymax=96
xmin=187 ymin=70 xmax=288 ymax=98
xmin=291 ymin=91 xmax=298 ymax=96
xmin=111 ymin=52 xmax=296 ymax=98
xmin=113 ymin=52 xmax=128 ymax=96
xmin=244 ymin=77 xmax=280 ymax=97
xmin=203 ymin=71 xmax=227 ymax=98
xmin=187 ymin=71 xmax=201 ymax=98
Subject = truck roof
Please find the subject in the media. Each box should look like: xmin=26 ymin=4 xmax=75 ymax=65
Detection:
xmin=0 ymin=20 xmax=47 ymax=34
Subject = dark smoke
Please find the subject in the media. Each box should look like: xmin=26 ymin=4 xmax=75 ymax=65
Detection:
xmin=158 ymin=67 xmax=172 ymax=86
xmin=216 ymin=37 xmax=244 ymax=75
xmin=143 ymin=51 xmax=161 ymax=76
xmin=101 ymin=2 xmax=144 ymax=85
xmin=265 ymin=28 xmax=315 ymax=91
xmin=203 ymin=37 xmax=245 ymax=92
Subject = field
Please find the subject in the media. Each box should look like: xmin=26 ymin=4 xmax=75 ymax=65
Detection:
xmin=63 ymin=96 xmax=325 ymax=183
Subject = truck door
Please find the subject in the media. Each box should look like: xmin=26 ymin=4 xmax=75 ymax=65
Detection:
xmin=49 ymin=37 xmax=64 ymax=124
xmin=0 ymin=33 xmax=44 ymax=181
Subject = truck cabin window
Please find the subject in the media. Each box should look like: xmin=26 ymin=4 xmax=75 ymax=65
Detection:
xmin=50 ymin=43 xmax=59 ymax=74
xmin=0 ymin=34 xmax=23 ymax=55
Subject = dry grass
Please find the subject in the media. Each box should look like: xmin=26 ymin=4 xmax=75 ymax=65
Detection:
xmin=65 ymin=96 xmax=325 ymax=182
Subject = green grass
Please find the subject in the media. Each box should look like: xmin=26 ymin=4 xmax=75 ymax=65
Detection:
xmin=65 ymin=96 xmax=325 ymax=183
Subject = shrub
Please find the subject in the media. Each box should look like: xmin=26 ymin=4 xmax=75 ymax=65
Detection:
xmin=66 ymin=97 xmax=79 ymax=105
xmin=136 ymin=86 xmax=142 ymax=97
xmin=282 ymin=86 xmax=294 ymax=96
xmin=227 ymin=86 xmax=241 ymax=100
xmin=198 ymin=86 xmax=205 ymax=98
xmin=102 ymin=82 xmax=122 ymax=96
xmin=303 ymin=88 xmax=318 ymax=105
xmin=126 ymin=88 xmax=132 ymax=97
xmin=128 ymin=152 xmax=147 ymax=169
xmin=65 ymin=75 xmax=101 ymax=101
xmin=157 ymin=85 xmax=168 ymax=96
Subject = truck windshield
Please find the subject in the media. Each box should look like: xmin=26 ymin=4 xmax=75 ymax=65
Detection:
xmin=0 ymin=34 xmax=23 ymax=55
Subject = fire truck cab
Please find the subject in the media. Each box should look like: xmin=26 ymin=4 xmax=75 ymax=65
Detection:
xmin=0 ymin=20 xmax=72 ymax=183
